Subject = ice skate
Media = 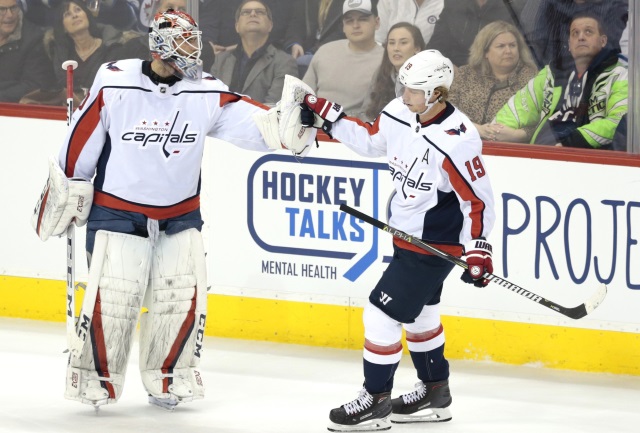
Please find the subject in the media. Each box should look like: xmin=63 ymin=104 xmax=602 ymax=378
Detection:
xmin=327 ymin=388 xmax=392 ymax=432
xmin=390 ymin=380 xmax=452 ymax=423
xmin=79 ymin=379 xmax=109 ymax=408
xmin=148 ymin=395 xmax=178 ymax=411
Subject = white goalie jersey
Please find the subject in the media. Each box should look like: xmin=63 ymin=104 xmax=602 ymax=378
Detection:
xmin=59 ymin=59 xmax=272 ymax=220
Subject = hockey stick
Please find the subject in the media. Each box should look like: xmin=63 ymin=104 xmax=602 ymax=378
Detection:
xmin=62 ymin=60 xmax=78 ymax=352
xmin=340 ymin=204 xmax=607 ymax=320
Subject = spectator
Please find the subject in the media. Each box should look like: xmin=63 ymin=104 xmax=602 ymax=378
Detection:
xmin=45 ymin=1 xmax=127 ymax=94
xmin=0 ymin=0 xmax=54 ymax=102
xmin=303 ymin=0 xmax=383 ymax=119
xmin=296 ymin=0 xmax=347 ymax=77
xmin=210 ymin=0 xmax=298 ymax=105
xmin=494 ymin=13 xmax=628 ymax=149
xmin=619 ymin=21 xmax=628 ymax=60
xmin=111 ymin=0 xmax=215 ymax=71
xmin=611 ymin=113 xmax=627 ymax=151
xmin=199 ymin=0 xmax=305 ymax=56
xmin=375 ymin=0 xmax=443 ymax=46
xmin=426 ymin=0 xmax=526 ymax=66
xmin=137 ymin=0 xmax=161 ymax=32
xmin=520 ymin=0 xmax=628 ymax=70
xmin=363 ymin=22 xmax=425 ymax=121
xmin=22 ymin=0 xmax=139 ymax=31
xmin=449 ymin=20 xmax=537 ymax=139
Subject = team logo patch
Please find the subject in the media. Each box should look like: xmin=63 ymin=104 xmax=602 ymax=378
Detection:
xmin=445 ymin=123 xmax=467 ymax=136
xmin=120 ymin=111 xmax=200 ymax=158
xmin=307 ymin=95 xmax=317 ymax=104
xmin=105 ymin=61 xmax=122 ymax=72
xmin=470 ymin=265 xmax=482 ymax=278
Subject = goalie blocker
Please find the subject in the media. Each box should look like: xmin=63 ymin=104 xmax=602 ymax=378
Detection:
xmin=65 ymin=228 xmax=207 ymax=408
xmin=31 ymin=156 xmax=93 ymax=241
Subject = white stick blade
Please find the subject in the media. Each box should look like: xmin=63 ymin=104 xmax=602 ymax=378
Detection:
xmin=584 ymin=284 xmax=607 ymax=314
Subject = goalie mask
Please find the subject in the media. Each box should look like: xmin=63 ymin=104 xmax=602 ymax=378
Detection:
xmin=396 ymin=50 xmax=453 ymax=113
xmin=149 ymin=9 xmax=203 ymax=81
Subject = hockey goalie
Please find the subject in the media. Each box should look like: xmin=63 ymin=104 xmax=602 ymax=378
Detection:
xmin=29 ymin=8 xmax=310 ymax=411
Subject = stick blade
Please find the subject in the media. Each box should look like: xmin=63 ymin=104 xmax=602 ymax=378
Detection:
xmin=564 ymin=284 xmax=608 ymax=320
xmin=584 ymin=283 xmax=608 ymax=315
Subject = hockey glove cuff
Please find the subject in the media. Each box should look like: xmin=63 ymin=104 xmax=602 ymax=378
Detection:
xmin=461 ymin=238 xmax=493 ymax=288
xmin=302 ymin=94 xmax=346 ymax=136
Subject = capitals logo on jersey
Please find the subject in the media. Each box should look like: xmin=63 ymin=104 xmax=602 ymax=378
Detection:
xmin=445 ymin=123 xmax=467 ymax=136
xmin=105 ymin=61 xmax=123 ymax=72
xmin=120 ymin=110 xmax=200 ymax=159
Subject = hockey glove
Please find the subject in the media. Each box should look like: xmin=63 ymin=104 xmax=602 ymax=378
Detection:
xmin=301 ymin=94 xmax=346 ymax=136
xmin=461 ymin=238 xmax=493 ymax=287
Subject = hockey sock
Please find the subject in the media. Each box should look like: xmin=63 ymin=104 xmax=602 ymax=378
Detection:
xmin=409 ymin=343 xmax=449 ymax=383
xmin=363 ymin=359 xmax=400 ymax=394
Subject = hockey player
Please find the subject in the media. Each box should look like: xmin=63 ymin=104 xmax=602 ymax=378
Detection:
xmin=31 ymin=9 xmax=305 ymax=410
xmin=295 ymin=50 xmax=496 ymax=431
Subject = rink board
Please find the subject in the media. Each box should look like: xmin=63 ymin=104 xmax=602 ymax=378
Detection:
xmin=1 ymin=275 xmax=639 ymax=375
xmin=1 ymin=114 xmax=640 ymax=375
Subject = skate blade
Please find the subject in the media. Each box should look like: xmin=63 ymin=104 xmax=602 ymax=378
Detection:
xmin=390 ymin=407 xmax=452 ymax=424
xmin=80 ymin=397 xmax=109 ymax=408
xmin=327 ymin=416 xmax=391 ymax=432
xmin=148 ymin=396 xmax=178 ymax=412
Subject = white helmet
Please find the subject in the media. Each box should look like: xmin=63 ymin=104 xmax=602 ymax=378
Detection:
xmin=397 ymin=50 xmax=454 ymax=99
xmin=149 ymin=9 xmax=203 ymax=81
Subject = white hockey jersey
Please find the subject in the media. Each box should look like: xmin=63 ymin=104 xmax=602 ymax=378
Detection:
xmin=59 ymin=59 xmax=271 ymax=220
xmin=332 ymin=98 xmax=495 ymax=256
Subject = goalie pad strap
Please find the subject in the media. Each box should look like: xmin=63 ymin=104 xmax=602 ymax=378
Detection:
xmin=31 ymin=156 xmax=93 ymax=242
xmin=65 ymin=366 xmax=126 ymax=406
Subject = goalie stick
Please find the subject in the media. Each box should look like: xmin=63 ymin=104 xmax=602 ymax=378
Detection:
xmin=62 ymin=60 xmax=78 ymax=352
xmin=340 ymin=204 xmax=607 ymax=320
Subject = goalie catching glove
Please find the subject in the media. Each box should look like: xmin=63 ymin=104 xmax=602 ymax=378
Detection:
xmin=31 ymin=156 xmax=94 ymax=241
xmin=252 ymin=75 xmax=317 ymax=158
xmin=301 ymin=95 xmax=346 ymax=136
xmin=461 ymin=238 xmax=493 ymax=287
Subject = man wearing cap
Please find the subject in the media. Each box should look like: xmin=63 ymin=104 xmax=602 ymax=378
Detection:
xmin=302 ymin=0 xmax=383 ymax=120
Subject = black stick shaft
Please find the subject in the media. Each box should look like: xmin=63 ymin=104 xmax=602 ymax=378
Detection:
xmin=340 ymin=203 xmax=603 ymax=320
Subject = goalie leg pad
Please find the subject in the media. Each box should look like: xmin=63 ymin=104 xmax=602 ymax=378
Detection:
xmin=66 ymin=230 xmax=153 ymax=405
xmin=31 ymin=156 xmax=93 ymax=241
xmin=140 ymin=228 xmax=207 ymax=403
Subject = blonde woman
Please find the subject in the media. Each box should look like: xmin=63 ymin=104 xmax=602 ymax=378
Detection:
xmin=449 ymin=20 xmax=537 ymax=141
